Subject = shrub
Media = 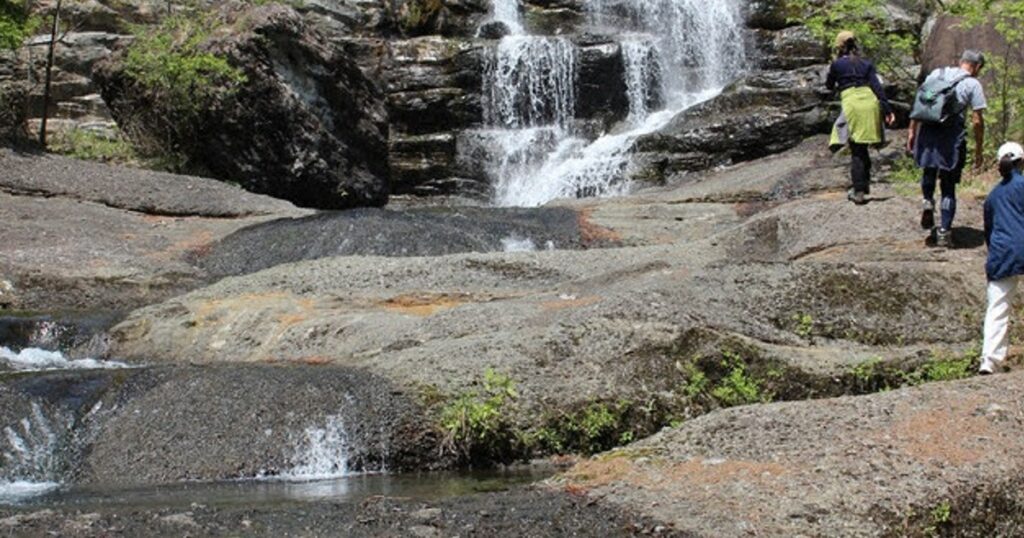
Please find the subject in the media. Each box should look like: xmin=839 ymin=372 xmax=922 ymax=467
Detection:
xmin=439 ymin=369 xmax=520 ymax=463
xmin=50 ymin=128 xmax=138 ymax=164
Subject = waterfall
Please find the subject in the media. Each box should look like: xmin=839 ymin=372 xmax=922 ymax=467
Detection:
xmin=284 ymin=414 xmax=352 ymax=480
xmin=476 ymin=0 xmax=746 ymax=207
xmin=490 ymin=0 xmax=524 ymax=35
xmin=0 ymin=403 xmax=67 ymax=503
xmin=483 ymin=36 xmax=577 ymax=129
xmin=621 ymin=36 xmax=660 ymax=124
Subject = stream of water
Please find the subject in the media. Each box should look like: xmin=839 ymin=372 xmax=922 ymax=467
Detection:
xmin=479 ymin=0 xmax=746 ymax=207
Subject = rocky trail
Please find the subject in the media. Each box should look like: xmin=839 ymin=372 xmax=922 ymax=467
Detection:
xmin=3 ymin=130 xmax=1021 ymax=535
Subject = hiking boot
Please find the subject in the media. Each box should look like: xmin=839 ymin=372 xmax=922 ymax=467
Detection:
xmin=920 ymin=199 xmax=935 ymax=230
xmin=935 ymin=228 xmax=953 ymax=248
xmin=847 ymin=190 xmax=867 ymax=205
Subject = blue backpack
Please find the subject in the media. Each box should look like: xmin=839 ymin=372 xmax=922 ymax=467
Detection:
xmin=910 ymin=68 xmax=970 ymax=124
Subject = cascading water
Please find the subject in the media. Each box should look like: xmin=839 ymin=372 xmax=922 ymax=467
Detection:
xmin=478 ymin=0 xmax=746 ymax=207
xmin=284 ymin=414 xmax=352 ymax=480
xmin=489 ymin=0 xmax=524 ymax=35
xmin=0 ymin=403 xmax=68 ymax=502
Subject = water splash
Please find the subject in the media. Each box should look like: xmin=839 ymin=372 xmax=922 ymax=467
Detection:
xmin=0 ymin=402 xmax=68 ymax=503
xmin=483 ymin=36 xmax=577 ymax=129
xmin=501 ymin=235 xmax=537 ymax=252
xmin=283 ymin=415 xmax=352 ymax=480
xmin=0 ymin=346 xmax=129 ymax=372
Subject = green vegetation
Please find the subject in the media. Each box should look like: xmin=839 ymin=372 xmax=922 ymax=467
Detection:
xmin=122 ymin=14 xmax=246 ymax=113
xmin=948 ymin=0 xmax=1024 ymax=159
xmin=534 ymin=400 xmax=644 ymax=455
xmin=50 ymin=128 xmax=138 ymax=164
xmin=709 ymin=351 xmax=772 ymax=406
xmin=0 ymin=2 xmax=36 ymax=50
xmin=847 ymin=346 xmax=980 ymax=393
xmin=793 ymin=313 xmax=814 ymax=338
xmin=439 ymin=369 xmax=519 ymax=462
xmin=925 ymin=501 xmax=953 ymax=536
xmin=786 ymin=0 xmax=918 ymax=79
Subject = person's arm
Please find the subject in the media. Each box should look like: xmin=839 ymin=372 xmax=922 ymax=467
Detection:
xmin=972 ymin=109 xmax=985 ymax=170
xmin=906 ymin=119 xmax=918 ymax=153
xmin=825 ymin=62 xmax=837 ymax=91
xmin=866 ymin=62 xmax=893 ymax=118
xmin=984 ymin=198 xmax=993 ymax=247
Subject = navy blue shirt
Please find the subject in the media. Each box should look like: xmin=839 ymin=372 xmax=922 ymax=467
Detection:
xmin=984 ymin=169 xmax=1024 ymax=281
xmin=826 ymin=55 xmax=892 ymax=115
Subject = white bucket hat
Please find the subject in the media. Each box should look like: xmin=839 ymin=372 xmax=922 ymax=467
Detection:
xmin=998 ymin=142 xmax=1024 ymax=161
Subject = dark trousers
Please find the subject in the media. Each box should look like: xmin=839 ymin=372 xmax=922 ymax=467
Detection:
xmin=850 ymin=142 xmax=871 ymax=194
xmin=921 ymin=140 xmax=967 ymax=231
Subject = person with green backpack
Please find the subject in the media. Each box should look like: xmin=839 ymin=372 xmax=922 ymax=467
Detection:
xmin=907 ymin=50 xmax=988 ymax=248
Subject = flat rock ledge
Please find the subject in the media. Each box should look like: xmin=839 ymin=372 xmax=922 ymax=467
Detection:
xmin=559 ymin=372 xmax=1024 ymax=537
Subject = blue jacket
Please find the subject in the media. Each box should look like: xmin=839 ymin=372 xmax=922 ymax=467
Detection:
xmin=826 ymin=55 xmax=892 ymax=115
xmin=984 ymin=169 xmax=1024 ymax=281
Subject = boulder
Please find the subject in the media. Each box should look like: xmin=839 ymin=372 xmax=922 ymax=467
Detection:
xmin=919 ymin=14 xmax=1024 ymax=83
xmin=95 ymin=4 xmax=391 ymax=210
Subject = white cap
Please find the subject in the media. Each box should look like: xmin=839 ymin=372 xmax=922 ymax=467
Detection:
xmin=998 ymin=142 xmax=1024 ymax=161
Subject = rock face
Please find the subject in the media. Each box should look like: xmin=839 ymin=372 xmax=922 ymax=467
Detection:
xmin=0 ymin=148 xmax=307 ymax=313
xmin=561 ymin=372 xmax=1024 ymax=536
xmin=632 ymin=67 xmax=833 ymax=180
xmin=104 ymin=137 xmax=990 ymax=469
xmin=96 ymin=4 xmax=390 ymax=210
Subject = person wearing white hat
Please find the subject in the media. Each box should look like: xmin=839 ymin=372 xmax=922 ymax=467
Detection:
xmin=980 ymin=141 xmax=1024 ymax=374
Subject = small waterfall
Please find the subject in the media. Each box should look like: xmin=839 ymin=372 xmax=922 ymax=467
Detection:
xmin=477 ymin=0 xmax=746 ymax=207
xmin=284 ymin=415 xmax=352 ymax=480
xmin=621 ymin=37 xmax=660 ymax=124
xmin=490 ymin=0 xmax=524 ymax=35
xmin=483 ymin=36 xmax=577 ymax=129
xmin=0 ymin=403 xmax=67 ymax=502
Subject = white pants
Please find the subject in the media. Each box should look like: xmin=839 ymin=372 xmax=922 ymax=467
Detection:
xmin=983 ymin=276 xmax=1019 ymax=365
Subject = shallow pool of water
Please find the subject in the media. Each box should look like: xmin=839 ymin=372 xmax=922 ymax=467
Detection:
xmin=15 ymin=468 xmax=555 ymax=510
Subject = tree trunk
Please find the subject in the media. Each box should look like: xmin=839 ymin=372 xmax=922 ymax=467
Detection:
xmin=39 ymin=0 xmax=61 ymax=147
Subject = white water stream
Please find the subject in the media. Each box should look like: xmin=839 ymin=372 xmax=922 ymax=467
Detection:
xmin=0 ymin=403 xmax=68 ymax=503
xmin=478 ymin=0 xmax=746 ymax=207
xmin=0 ymin=346 xmax=129 ymax=372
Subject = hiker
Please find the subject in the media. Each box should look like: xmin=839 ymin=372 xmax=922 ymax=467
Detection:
xmin=907 ymin=50 xmax=988 ymax=248
xmin=980 ymin=142 xmax=1024 ymax=375
xmin=826 ymin=31 xmax=896 ymax=205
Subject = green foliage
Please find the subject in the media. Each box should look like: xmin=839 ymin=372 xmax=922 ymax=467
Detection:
xmin=786 ymin=0 xmax=918 ymax=79
xmin=439 ymin=369 xmax=519 ymax=462
xmin=50 ymin=128 xmax=138 ymax=164
xmin=710 ymin=357 xmax=768 ymax=407
xmin=947 ymin=0 xmax=1024 ymax=161
xmin=925 ymin=501 xmax=953 ymax=536
xmin=535 ymin=401 xmax=639 ymax=455
xmin=399 ymin=0 xmax=444 ymax=34
xmin=793 ymin=313 xmax=814 ymax=338
xmin=0 ymin=2 xmax=37 ymax=50
xmin=122 ymin=14 xmax=246 ymax=112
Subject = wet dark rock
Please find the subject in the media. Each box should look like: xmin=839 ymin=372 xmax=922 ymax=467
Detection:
xmin=632 ymin=67 xmax=832 ymax=179
xmin=477 ymin=21 xmax=512 ymax=39
xmin=0 ymin=313 xmax=121 ymax=354
xmin=192 ymin=206 xmax=595 ymax=279
xmin=751 ymin=26 xmax=826 ymax=70
xmin=77 ymin=364 xmax=438 ymax=485
xmin=96 ymin=4 xmax=390 ymax=210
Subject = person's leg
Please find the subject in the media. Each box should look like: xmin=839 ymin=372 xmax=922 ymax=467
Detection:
xmin=938 ymin=169 xmax=957 ymax=232
xmin=920 ymin=167 xmax=937 ymax=229
xmin=849 ymin=142 xmax=870 ymax=194
xmin=982 ymin=276 xmax=1018 ymax=373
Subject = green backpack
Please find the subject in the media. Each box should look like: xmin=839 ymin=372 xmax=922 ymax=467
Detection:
xmin=910 ymin=69 xmax=970 ymax=124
